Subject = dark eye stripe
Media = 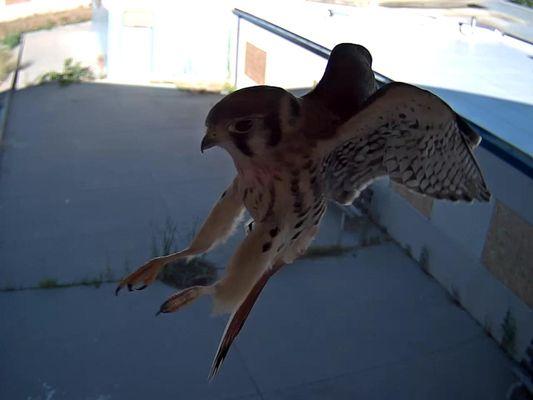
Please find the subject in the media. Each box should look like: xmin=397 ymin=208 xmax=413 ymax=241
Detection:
xmin=230 ymin=132 xmax=253 ymax=157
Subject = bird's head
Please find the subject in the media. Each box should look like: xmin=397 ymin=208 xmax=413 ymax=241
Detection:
xmin=201 ymin=86 xmax=301 ymax=163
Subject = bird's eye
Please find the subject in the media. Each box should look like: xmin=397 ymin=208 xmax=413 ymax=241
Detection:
xmin=233 ymin=119 xmax=254 ymax=133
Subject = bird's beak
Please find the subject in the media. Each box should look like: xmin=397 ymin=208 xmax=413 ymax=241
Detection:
xmin=200 ymin=130 xmax=217 ymax=153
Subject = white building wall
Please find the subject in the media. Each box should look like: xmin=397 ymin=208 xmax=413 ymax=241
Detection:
xmin=102 ymin=0 xmax=235 ymax=86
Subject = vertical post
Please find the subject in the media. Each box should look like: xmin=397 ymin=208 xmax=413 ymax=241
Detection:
xmin=234 ymin=16 xmax=241 ymax=88
xmin=0 ymin=35 xmax=24 ymax=146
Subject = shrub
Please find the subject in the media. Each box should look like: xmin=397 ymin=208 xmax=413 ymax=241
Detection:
xmin=39 ymin=58 xmax=94 ymax=86
xmin=2 ymin=32 xmax=21 ymax=49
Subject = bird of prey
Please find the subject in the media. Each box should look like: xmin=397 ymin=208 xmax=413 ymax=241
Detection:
xmin=116 ymin=43 xmax=490 ymax=378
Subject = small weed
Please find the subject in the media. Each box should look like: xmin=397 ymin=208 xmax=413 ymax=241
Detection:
xmin=221 ymin=82 xmax=236 ymax=94
xmin=123 ymin=256 xmax=132 ymax=274
xmin=79 ymin=275 xmax=104 ymax=288
xmin=2 ymin=32 xmax=21 ymax=49
xmin=404 ymin=244 xmax=413 ymax=259
xmin=39 ymin=58 xmax=94 ymax=86
xmin=419 ymin=246 xmax=430 ymax=275
xmin=38 ymin=278 xmax=60 ymax=289
xmin=483 ymin=316 xmax=492 ymax=338
xmin=359 ymin=236 xmax=384 ymax=247
xmin=447 ymin=285 xmax=462 ymax=307
xmin=510 ymin=0 xmax=533 ymax=8
xmin=302 ymin=244 xmax=356 ymax=259
xmin=103 ymin=262 xmax=114 ymax=282
xmin=501 ymin=309 xmax=517 ymax=357
xmin=44 ymin=20 xmax=55 ymax=30
xmin=150 ymin=217 xmax=180 ymax=258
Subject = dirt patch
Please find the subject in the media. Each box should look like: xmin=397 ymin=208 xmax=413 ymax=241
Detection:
xmin=0 ymin=6 xmax=92 ymax=42
xmin=158 ymin=258 xmax=217 ymax=290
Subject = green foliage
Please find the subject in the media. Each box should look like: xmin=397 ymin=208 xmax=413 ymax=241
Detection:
xmin=79 ymin=276 xmax=104 ymax=288
xmin=501 ymin=309 xmax=517 ymax=356
xmin=0 ymin=46 xmax=15 ymax=82
xmin=151 ymin=217 xmax=179 ymax=257
xmin=483 ymin=316 xmax=492 ymax=338
xmin=303 ymin=244 xmax=356 ymax=259
xmin=38 ymin=278 xmax=60 ymax=289
xmin=2 ymin=32 xmax=21 ymax=49
xmin=419 ymin=246 xmax=430 ymax=275
xmin=39 ymin=58 xmax=94 ymax=86
xmin=359 ymin=236 xmax=385 ymax=247
xmin=448 ymin=285 xmax=462 ymax=307
xmin=404 ymin=244 xmax=413 ymax=259
xmin=510 ymin=0 xmax=533 ymax=8
xmin=221 ymin=82 xmax=236 ymax=94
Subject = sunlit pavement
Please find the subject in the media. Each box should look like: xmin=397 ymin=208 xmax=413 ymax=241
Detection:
xmin=0 ymin=84 xmax=514 ymax=399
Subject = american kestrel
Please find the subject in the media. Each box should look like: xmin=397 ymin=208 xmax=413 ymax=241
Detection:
xmin=116 ymin=43 xmax=490 ymax=378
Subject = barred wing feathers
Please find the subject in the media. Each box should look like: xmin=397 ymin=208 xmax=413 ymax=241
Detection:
xmin=324 ymin=83 xmax=490 ymax=204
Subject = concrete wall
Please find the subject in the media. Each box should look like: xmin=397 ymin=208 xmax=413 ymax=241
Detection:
xmin=369 ymin=146 xmax=533 ymax=361
xmin=234 ymin=18 xmax=326 ymax=90
xmin=235 ymin=19 xmax=532 ymax=361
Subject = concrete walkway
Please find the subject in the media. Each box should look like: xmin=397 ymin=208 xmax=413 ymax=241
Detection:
xmin=17 ymin=22 xmax=100 ymax=89
xmin=0 ymin=83 xmax=514 ymax=399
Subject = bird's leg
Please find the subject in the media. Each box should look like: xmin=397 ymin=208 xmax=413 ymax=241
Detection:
xmin=115 ymin=179 xmax=244 ymax=295
xmin=211 ymin=222 xmax=282 ymax=315
xmin=155 ymin=221 xmax=281 ymax=317
xmin=156 ymin=285 xmax=215 ymax=315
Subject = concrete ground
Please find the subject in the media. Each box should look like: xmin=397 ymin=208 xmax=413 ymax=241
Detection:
xmin=16 ymin=22 xmax=100 ymax=89
xmin=0 ymin=83 xmax=515 ymax=399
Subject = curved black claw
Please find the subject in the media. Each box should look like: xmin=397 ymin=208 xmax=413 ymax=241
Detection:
xmin=127 ymin=284 xmax=133 ymax=292
xmin=155 ymin=307 xmax=167 ymax=317
xmin=115 ymin=285 xmax=122 ymax=296
xmin=136 ymin=284 xmax=148 ymax=291
xmin=155 ymin=296 xmax=175 ymax=316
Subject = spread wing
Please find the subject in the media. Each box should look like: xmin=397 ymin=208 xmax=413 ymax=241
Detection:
xmin=303 ymin=43 xmax=377 ymax=124
xmin=322 ymin=82 xmax=490 ymax=204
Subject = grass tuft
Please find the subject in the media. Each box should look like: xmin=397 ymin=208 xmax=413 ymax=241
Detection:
xmin=38 ymin=58 xmax=94 ymax=86
xmin=38 ymin=278 xmax=60 ymax=289
xmin=419 ymin=246 xmax=430 ymax=275
xmin=150 ymin=217 xmax=217 ymax=289
xmin=501 ymin=309 xmax=517 ymax=357
xmin=302 ymin=244 xmax=356 ymax=259
xmin=2 ymin=32 xmax=21 ymax=49
xmin=447 ymin=285 xmax=462 ymax=308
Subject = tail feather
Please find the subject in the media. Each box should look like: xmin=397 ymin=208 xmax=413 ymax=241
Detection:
xmin=208 ymin=263 xmax=284 ymax=380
